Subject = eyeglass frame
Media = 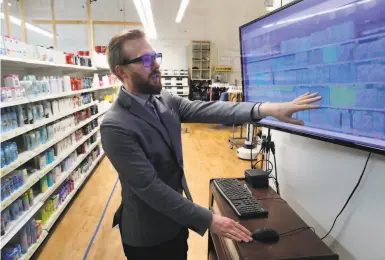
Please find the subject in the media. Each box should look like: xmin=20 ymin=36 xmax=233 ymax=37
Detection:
xmin=121 ymin=52 xmax=162 ymax=68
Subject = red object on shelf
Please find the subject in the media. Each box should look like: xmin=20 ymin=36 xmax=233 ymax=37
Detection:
xmin=95 ymin=46 xmax=102 ymax=53
xmin=101 ymin=46 xmax=107 ymax=54
xmin=84 ymin=51 xmax=90 ymax=56
xmin=65 ymin=53 xmax=75 ymax=64
xmin=77 ymin=51 xmax=84 ymax=56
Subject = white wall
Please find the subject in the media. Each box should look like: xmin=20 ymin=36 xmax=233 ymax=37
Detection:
xmin=266 ymin=129 xmax=385 ymax=260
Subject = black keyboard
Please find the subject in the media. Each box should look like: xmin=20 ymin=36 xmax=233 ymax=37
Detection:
xmin=213 ymin=179 xmax=268 ymax=218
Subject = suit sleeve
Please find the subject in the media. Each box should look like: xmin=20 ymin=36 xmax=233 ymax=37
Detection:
xmin=170 ymin=92 xmax=262 ymax=124
xmin=101 ymin=121 xmax=213 ymax=236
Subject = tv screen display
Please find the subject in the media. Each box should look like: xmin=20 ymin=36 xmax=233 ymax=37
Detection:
xmin=240 ymin=0 xmax=385 ymax=153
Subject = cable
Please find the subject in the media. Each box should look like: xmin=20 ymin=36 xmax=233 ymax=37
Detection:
xmin=320 ymin=152 xmax=372 ymax=240
xmin=252 ymin=159 xmax=273 ymax=173
xmin=272 ymin=152 xmax=280 ymax=195
xmin=250 ymin=124 xmax=254 ymax=169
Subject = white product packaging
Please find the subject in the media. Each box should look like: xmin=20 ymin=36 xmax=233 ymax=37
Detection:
xmin=63 ymin=76 xmax=72 ymax=92
xmin=3 ymin=74 xmax=20 ymax=88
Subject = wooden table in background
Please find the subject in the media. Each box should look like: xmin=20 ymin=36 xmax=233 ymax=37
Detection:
xmin=208 ymin=178 xmax=339 ymax=260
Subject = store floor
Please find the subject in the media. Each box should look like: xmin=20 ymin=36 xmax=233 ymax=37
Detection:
xmin=36 ymin=124 xmax=250 ymax=260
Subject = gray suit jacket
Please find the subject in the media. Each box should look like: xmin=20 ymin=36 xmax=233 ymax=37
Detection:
xmin=101 ymin=88 xmax=259 ymax=247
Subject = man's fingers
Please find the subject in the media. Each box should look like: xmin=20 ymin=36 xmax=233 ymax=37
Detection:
xmin=283 ymin=117 xmax=304 ymax=125
xmin=296 ymin=92 xmax=310 ymax=99
xmin=234 ymin=222 xmax=252 ymax=236
xmin=297 ymin=96 xmax=322 ymax=105
xmin=231 ymin=227 xmax=252 ymax=242
xmin=226 ymin=229 xmax=243 ymax=242
xmin=295 ymin=92 xmax=319 ymax=102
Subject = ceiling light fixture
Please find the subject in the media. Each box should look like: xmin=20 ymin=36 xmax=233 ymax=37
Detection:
xmin=175 ymin=0 xmax=189 ymax=23
xmin=133 ymin=0 xmax=157 ymax=39
xmin=0 ymin=12 xmax=54 ymax=38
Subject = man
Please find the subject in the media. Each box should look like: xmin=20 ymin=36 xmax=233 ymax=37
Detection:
xmin=101 ymin=29 xmax=321 ymax=260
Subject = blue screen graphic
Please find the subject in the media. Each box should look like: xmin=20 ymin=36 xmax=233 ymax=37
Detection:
xmin=240 ymin=0 xmax=385 ymax=151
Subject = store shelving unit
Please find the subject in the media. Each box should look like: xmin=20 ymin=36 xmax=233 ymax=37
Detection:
xmin=190 ymin=41 xmax=212 ymax=80
xmin=160 ymin=69 xmax=190 ymax=98
xmin=0 ymin=55 xmax=97 ymax=72
xmin=0 ymin=53 xmax=112 ymax=257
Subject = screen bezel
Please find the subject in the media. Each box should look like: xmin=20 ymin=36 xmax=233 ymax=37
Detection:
xmin=238 ymin=0 xmax=385 ymax=156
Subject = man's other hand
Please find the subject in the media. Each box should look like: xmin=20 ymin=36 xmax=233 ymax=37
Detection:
xmin=209 ymin=214 xmax=253 ymax=242
xmin=259 ymin=92 xmax=322 ymax=125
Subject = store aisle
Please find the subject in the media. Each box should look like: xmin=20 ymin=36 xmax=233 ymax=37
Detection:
xmin=36 ymin=124 xmax=250 ymax=260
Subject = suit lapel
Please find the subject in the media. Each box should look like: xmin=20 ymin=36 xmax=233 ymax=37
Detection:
xmin=118 ymin=89 xmax=173 ymax=150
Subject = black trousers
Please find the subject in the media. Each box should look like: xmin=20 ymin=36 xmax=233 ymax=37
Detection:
xmin=122 ymin=228 xmax=189 ymax=260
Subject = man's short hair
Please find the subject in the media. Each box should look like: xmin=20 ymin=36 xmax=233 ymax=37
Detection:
xmin=107 ymin=29 xmax=146 ymax=81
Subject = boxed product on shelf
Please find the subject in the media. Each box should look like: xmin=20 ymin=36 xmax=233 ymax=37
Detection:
xmin=3 ymin=36 xmax=28 ymax=58
xmin=1 ymin=142 xmax=19 ymax=167
xmin=1 ymin=218 xmax=42 ymax=259
xmin=1 ymin=170 xmax=25 ymax=202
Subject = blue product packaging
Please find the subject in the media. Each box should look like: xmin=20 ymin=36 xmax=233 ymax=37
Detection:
xmin=19 ymin=227 xmax=28 ymax=254
xmin=16 ymin=244 xmax=22 ymax=257
xmin=3 ymin=208 xmax=10 ymax=230
xmin=1 ymin=147 xmax=5 ymax=168
xmin=40 ymin=127 xmax=48 ymax=144
xmin=11 ymin=109 xmax=18 ymax=129
xmin=47 ymin=172 xmax=53 ymax=187
xmin=29 ymin=132 xmax=37 ymax=150
xmin=2 ymin=247 xmax=19 ymax=260
xmin=35 ymin=130 xmax=41 ymax=146
xmin=48 ymin=148 xmax=55 ymax=164
xmin=4 ymin=144 xmax=12 ymax=165
xmin=11 ymin=142 xmax=18 ymax=161
xmin=32 ymin=105 xmax=39 ymax=121
xmin=10 ymin=202 xmax=20 ymax=220
xmin=17 ymin=199 xmax=24 ymax=213
xmin=47 ymin=125 xmax=54 ymax=140
xmin=23 ymin=134 xmax=31 ymax=151
xmin=37 ymin=103 xmax=44 ymax=118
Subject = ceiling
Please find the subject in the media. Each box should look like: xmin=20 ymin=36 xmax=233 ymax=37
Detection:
xmin=3 ymin=0 xmax=267 ymax=50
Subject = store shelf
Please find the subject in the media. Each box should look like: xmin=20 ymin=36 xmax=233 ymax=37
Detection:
xmin=163 ymin=85 xmax=189 ymax=87
xmin=0 ymin=199 xmax=44 ymax=248
xmin=0 ymin=140 xmax=102 ymax=249
xmin=161 ymin=75 xmax=189 ymax=78
xmin=0 ymin=122 xmax=103 ymax=210
xmin=40 ymin=139 xmax=101 ymax=202
xmin=19 ymin=230 xmax=49 ymax=260
xmin=44 ymin=151 xmax=104 ymax=231
xmin=1 ymin=101 xmax=97 ymax=143
xmin=0 ymin=85 xmax=119 ymax=109
xmin=0 ymin=55 xmax=96 ymax=71
xmin=1 ymin=106 xmax=105 ymax=177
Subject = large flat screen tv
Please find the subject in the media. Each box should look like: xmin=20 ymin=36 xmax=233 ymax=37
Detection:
xmin=240 ymin=0 xmax=385 ymax=154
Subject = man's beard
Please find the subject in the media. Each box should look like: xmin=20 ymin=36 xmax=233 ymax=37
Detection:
xmin=132 ymin=70 xmax=162 ymax=95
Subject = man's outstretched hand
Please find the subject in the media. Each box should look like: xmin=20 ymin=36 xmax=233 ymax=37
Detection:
xmin=259 ymin=92 xmax=322 ymax=125
xmin=209 ymin=214 xmax=253 ymax=243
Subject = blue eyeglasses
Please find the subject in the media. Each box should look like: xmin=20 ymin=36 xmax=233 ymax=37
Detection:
xmin=122 ymin=53 xmax=162 ymax=68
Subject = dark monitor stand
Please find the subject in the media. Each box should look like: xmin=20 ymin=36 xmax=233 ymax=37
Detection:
xmin=208 ymin=178 xmax=339 ymax=260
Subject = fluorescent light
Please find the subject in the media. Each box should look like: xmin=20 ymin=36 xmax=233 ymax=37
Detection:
xmin=0 ymin=12 xmax=54 ymax=38
xmin=133 ymin=0 xmax=157 ymax=39
xmin=175 ymin=0 xmax=189 ymax=23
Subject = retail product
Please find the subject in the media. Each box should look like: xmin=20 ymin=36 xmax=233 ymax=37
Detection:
xmin=4 ymin=74 xmax=20 ymax=88
xmin=1 ymin=142 xmax=19 ymax=166
xmin=1 ymin=107 xmax=18 ymax=133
